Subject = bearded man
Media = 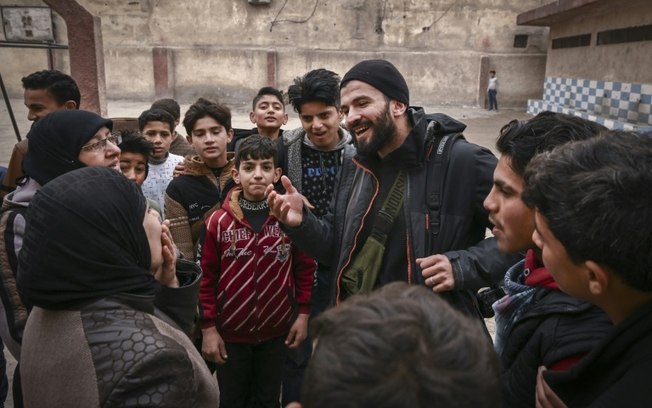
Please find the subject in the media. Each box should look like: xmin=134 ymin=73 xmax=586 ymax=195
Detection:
xmin=268 ymin=59 xmax=517 ymax=322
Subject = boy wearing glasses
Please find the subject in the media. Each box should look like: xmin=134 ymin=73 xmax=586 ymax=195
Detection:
xmin=199 ymin=135 xmax=314 ymax=408
xmin=165 ymin=98 xmax=236 ymax=259
xmin=139 ymin=108 xmax=185 ymax=220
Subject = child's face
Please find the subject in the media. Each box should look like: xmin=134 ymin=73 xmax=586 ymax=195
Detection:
xmin=142 ymin=121 xmax=173 ymax=160
xmin=250 ymin=95 xmax=288 ymax=131
xmin=232 ymin=157 xmax=281 ymax=201
xmin=120 ymin=151 xmax=148 ymax=186
xmin=189 ymin=116 xmax=232 ymax=167
xmin=533 ymin=210 xmax=588 ymax=300
xmin=298 ymin=101 xmax=341 ymax=150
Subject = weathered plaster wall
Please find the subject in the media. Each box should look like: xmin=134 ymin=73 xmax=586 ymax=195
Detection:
xmin=545 ymin=0 xmax=652 ymax=83
xmin=2 ymin=0 xmax=549 ymax=108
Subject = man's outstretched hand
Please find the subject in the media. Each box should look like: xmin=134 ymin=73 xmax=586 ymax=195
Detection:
xmin=266 ymin=176 xmax=308 ymax=227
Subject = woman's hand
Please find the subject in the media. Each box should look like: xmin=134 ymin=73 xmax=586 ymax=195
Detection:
xmin=154 ymin=220 xmax=179 ymax=288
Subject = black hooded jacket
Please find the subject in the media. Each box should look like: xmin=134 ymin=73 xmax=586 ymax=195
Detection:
xmin=285 ymin=107 xmax=518 ymax=318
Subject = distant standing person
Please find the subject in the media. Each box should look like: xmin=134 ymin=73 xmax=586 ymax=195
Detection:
xmin=488 ymin=70 xmax=499 ymax=111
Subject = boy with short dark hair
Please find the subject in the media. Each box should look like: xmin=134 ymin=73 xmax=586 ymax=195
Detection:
xmin=139 ymin=108 xmax=185 ymax=219
xmin=150 ymin=98 xmax=195 ymax=157
xmin=199 ymin=134 xmax=314 ymax=408
xmin=1 ymin=70 xmax=81 ymax=198
xmin=228 ymin=86 xmax=288 ymax=152
xmin=165 ymin=98 xmax=235 ymax=259
xmin=280 ymin=67 xmax=355 ymax=405
xmin=523 ymin=131 xmax=652 ymax=407
xmin=483 ymin=112 xmax=611 ymax=406
xmin=297 ymin=282 xmax=501 ymax=408
xmin=118 ymin=129 xmax=152 ymax=186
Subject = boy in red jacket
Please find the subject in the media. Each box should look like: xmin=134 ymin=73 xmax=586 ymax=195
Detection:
xmin=199 ymin=134 xmax=315 ymax=408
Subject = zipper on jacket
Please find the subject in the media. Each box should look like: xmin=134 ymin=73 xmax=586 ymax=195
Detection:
xmin=335 ymin=159 xmax=379 ymax=305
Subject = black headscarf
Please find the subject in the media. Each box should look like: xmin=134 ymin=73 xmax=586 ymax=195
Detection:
xmin=18 ymin=167 xmax=159 ymax=310
xmin=24 ymin=110 xmax=113 ymax=186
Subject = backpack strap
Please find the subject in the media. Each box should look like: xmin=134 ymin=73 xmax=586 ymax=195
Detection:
xmin=425 ymin=120 xmax=464 ymax=239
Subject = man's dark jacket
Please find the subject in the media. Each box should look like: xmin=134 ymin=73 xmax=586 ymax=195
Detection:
xmin=285 ymin=107 xmax=517 ymax=318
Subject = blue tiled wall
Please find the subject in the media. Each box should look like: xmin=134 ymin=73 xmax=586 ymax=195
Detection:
xmin=527 ymin=77 xmax=652 ymax=132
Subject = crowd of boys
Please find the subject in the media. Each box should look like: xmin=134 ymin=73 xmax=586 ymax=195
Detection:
xmin=0 ymin=63 xmax=649 ymax=408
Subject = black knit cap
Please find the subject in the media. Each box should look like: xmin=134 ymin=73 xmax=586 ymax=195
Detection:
xmin=24 ymin=110 xmax=113 ymax=186
xmin=340 ymin=59 xmax=409 ymax=105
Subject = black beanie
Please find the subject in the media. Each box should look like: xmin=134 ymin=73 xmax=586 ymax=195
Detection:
xmin=340 ymin=59 xmax=409 ymax=105
xmin=24 ymin=110 xmax=113 ymax=186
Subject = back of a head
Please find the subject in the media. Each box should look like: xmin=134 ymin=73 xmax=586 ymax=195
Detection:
xmin=235 ymin=134 xmax=277 ymax=168
xmin=24 ymin=110 xmax=112 ymax=185
xmin=18 ymin=166 xmax=157 ymax=310
xmin=523 ymin=131 xmax=652 ymax=291
xmin=150 ymin=98 xmax=181 ymax=121
xmin=303 ymin=282 xmax=501 ymax=408
xmin=21 ymin=69 xmax=81 ymax=108
xmin=137 ymin=108 xmax=175 ymax=132
xmin=183 ymin=97 xmax=232 ymax=136
xmin=496 ymin=111 xmax=607 ymax=176
xmin=287 ymin=69 xmax=341 ymax=113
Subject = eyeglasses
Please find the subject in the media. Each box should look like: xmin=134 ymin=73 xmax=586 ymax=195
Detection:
xmin=81 ymin=134 xmax=122 ymax=152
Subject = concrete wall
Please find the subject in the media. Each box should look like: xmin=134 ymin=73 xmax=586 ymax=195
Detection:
xmin=2 ymin=0 xmax=549 ymax=108
xmin=545 ymin=0 xmax=652 ymax=84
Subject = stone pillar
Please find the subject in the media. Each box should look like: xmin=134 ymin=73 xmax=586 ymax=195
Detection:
xmin=267 ymin=50 xmax=277 ymax=88
xmin=478 ymin=55 xmax=490 ymax=109
xmin=153 ymin=47 xmax=174 ymax=98
xmin=43 ymin=0 xmax=107 ymax=116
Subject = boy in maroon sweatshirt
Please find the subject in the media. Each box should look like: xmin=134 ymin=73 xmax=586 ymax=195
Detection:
xmin=199 ymin=134 xmax=314 ymax=408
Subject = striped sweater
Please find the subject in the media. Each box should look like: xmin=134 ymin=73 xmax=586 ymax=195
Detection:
xmin=198 ymin=187 xmax=315 ymax=343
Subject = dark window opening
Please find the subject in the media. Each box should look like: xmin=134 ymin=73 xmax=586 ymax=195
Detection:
xmin=597 ymin=24 xmax=652 ymax=45
xmin=513 ymin=34 xmax=528 ymax=48
xmin=552 ymin=34 xmax=591 ymax=49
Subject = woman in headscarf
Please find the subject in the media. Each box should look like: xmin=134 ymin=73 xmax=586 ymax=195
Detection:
xmin=0 ymin=109 xmax=122 ymax=407
xmin=17 ymin=166 xmax=218 ymax=407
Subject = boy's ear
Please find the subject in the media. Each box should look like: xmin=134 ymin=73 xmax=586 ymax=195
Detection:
xmin=249 ymin=111 xmax=256 ymax=124
xmin=231 ymin=166 xmax=240 ymax=184
xmin=186 ymin=134 xmax=193 ymax=144
xmin=273 ymin=167 xmax=282 ymax=183
xmin=227 ymin=128 xmax=234 ymax=143
xmin=282 ymin=112 xmax=288 ymax=125
xmin=584 ymin=260 xmax=609 ymax=296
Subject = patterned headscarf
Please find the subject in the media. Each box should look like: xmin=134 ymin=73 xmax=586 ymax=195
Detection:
xmin=18 ymin=167 xmax=158 ymax=310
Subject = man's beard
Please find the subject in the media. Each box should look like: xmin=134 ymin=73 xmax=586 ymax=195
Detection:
xmin=354 ymin=103 xmax=397 ymax=157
